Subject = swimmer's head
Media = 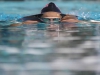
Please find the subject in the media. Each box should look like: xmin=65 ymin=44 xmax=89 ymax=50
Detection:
xmin=37 ymin=2 xmax=65 ymax=23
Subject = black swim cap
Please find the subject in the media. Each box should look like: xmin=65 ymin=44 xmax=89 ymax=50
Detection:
xmin=41 ymin=2 xmax=62 ymax=14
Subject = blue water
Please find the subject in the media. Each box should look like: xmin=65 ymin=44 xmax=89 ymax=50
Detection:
xmin=0 ymin=1 xmax=100 ymax=75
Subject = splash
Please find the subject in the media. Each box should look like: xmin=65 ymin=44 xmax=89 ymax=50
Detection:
xmin=67 ymin=8 xmax=100 ymax=21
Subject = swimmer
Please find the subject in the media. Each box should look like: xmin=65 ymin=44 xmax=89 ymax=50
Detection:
xmin=11 ymin=2 xmax=79 ymax=30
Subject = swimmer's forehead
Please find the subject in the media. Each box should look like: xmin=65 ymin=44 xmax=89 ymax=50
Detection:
xmin=42 ymin=12 xmax=61 ymax=18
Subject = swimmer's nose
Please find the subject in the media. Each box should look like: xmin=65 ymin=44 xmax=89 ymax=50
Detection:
xmin=48 ymin=24 xmax=58 ymax=31
xmin=49 ymin=24 xmax=54 ymax=28
xmin=50 ymin=19 xmax=54 ymax=24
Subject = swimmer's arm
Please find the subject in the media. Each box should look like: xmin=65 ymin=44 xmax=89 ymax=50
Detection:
xmin=61 ymin=15 xmax=79 ymax=23
xmin=10 ymin=20 xmax=38 ymax=26
xmin=61 ymin=14 xmax=100 ymax=23
xmin=61 ymin=19 xmax=79 ymax=23
xmin=10 ymin=22 xmax=23 ymax=26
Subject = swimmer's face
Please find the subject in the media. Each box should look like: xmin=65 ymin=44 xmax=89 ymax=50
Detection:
xmin=41 ymin=12 xmax=61 ymax=23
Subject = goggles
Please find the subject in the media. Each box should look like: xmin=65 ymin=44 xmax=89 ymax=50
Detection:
xmin=41 ymin=17 xmax=61 ymax=23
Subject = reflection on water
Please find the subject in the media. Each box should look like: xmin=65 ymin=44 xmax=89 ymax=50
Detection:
xmin=0 ymin=22 xmax=100 ymax=75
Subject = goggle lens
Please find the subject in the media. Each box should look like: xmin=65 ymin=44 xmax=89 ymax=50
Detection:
xmin=41 ymin=18 xmax=60 ymax=23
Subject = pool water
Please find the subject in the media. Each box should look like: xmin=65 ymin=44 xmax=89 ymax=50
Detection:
xmin=0 ymin=1 xmax=100 ymax=75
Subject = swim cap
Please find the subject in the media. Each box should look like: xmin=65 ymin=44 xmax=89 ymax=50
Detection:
xmin=41 ymin=2 xmax=61 ymax=14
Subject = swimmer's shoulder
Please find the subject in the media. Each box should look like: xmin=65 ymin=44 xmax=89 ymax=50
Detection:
xmin=18 ymin=14 xmax=43 ymax=22
xmin=61 ymin=14 xmax=79 ymax=22
xmin=10 ymin=14 xmax=43 ymax=26
xmin=61 ymin=14 xmax=78 ymax=19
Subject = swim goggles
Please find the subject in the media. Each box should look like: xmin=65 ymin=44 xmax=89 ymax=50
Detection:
xmin=41 ymin=17 xmax=61 ymax=23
